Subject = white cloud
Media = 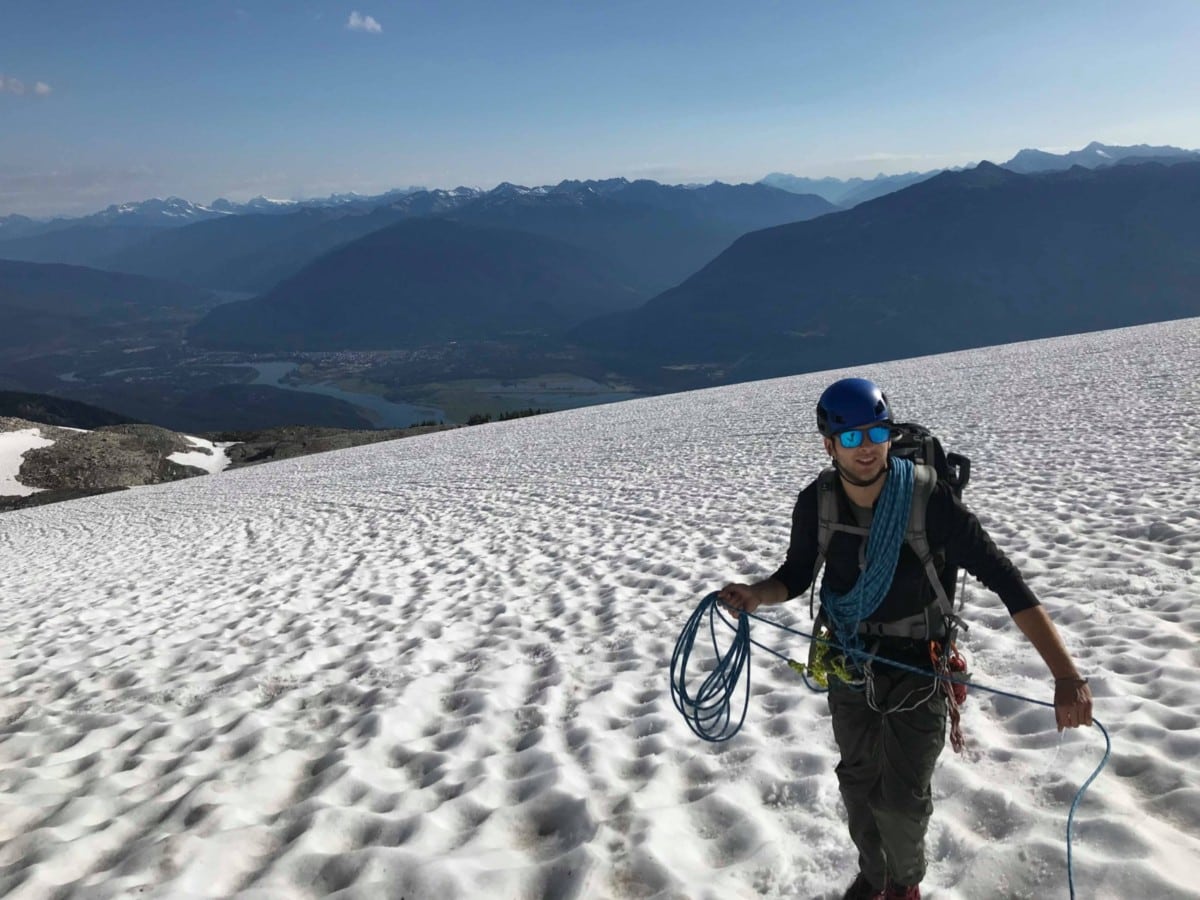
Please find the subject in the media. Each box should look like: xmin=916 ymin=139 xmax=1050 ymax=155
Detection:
xmin=2 ymin=75 xmax=51 ymax=96
xmin=347 ymin=11 xmax=382 ymax=33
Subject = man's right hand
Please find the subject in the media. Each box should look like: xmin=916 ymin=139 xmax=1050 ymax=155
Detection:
xmin=718 ymin=583 xmax=762 ymax=618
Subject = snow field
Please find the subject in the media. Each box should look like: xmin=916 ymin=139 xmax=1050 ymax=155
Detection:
xmin=167 ymin=436 xmax=235 ymax=475
xmin=0 ymin=317 xmax=1197 ymax=898
xmin=0 ymin=429 xmax=55 ymax=496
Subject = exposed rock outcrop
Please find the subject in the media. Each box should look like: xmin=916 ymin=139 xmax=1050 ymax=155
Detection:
xmin=1 ymin=418 xmax=457 ymax=513
xmin=17 ymin=423 xmax=206 ymax=491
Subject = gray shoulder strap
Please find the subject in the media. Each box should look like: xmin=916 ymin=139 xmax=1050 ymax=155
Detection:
xmin=811 ymin=468 xmax=837 ymax=617
xmin=813 ymin=468 xmax=868 ymax=578
xmin=905 ymin=464 xmax=954 ymax=618
xmin=811 ymin=468 xmax=870 ymax=617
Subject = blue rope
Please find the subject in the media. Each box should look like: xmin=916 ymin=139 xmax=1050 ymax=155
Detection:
xmin=670 ymin=591 xmax=1111 ymax=900
xmin=821 ymin=456 xmax=914 ymax=654
xmin=668 ymin=588 xmax=752 ymax=742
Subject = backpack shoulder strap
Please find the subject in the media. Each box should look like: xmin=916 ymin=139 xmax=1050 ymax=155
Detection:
xmin=810 ymin=468 xmax=871 ymax=617
xmin=905 ymin=464 xmax=954 ymax=619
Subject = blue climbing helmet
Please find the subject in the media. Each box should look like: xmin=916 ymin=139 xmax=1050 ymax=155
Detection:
xmin=816 ymin=377 xmax=892 ymax=437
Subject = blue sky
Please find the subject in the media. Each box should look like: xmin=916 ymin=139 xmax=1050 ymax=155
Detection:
xmin=3 ymin=0 xmax=1199 ymax=216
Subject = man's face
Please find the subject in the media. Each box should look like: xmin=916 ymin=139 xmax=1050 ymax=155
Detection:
xmin=824 ymin=426 xmax=891 ymax=484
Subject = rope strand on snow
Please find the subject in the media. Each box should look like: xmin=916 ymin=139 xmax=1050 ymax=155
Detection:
xmin=670 ymin=591 xmax=1111 ymax=900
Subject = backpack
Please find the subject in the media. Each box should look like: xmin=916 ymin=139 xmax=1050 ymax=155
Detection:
xmin=811 ymin=422 xmax=972 ymax=641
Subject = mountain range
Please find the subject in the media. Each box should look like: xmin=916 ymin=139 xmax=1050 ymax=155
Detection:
xmin=759 ymin=170 xmax=945 ymax=207
xmin=190 ymin=156 xmax=1200 ymax=380
xmin=0 ymin=189 xmax=428 ymax=240
xmin=0 ymin=197 xmax=228 ymax=243
xmin=761 ymin=141 xmax=1200 ymax=206
xmin=0 ymin=191 xmax=431 ymax=274
xmin=4 ymin=144 xmax=1200 ymax=430
xmin=0 ymin=180 xmax=833 ymax=298
xmin=577 ymin=160 xmax=1200 ymax=382
xmin=442 ymin=179 xmax=834 ymax=296
xmin=5 ymin=141 xmax=1195 ymax=245
xmin=1002 ymin=140 xmax=1200 ymax=174
xmin=187 ymin=217 xmax=645 ymax=351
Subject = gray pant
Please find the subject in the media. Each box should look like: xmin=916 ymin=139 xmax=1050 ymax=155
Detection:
xmin=828 ymin=669 xmax=947 ymax=889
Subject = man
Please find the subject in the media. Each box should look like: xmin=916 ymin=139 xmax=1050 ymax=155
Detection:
xmin=719 ymin=377 xmax=1093 ymax=900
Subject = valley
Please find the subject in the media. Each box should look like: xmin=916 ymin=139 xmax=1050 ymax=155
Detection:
xmin=3 ymin=337 xmax=647 ymax=432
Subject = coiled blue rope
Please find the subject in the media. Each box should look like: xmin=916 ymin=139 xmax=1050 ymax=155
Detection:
xmin=668 ymin=588 xmax=753 ymax=741
xmin=669 ymin=591 xmax=1112 ymax=900
xmin=821 ymin=456 xmax=913 ymax=654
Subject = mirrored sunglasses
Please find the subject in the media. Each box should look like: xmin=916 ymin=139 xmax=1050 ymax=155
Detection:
xmin=836 ymin=425 xmax=893 ymax=449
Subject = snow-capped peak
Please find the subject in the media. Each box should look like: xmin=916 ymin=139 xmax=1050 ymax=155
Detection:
xmin=87 ymin=197 xmax=230 ymax=226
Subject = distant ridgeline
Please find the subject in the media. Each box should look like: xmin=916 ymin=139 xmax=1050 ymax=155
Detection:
xmin=0 ymin=392 xmax=136 ymax=429
xmin=5 ymin=159 xmax=1200 ymax=404
xmin=0 ymin=179 xmax=834 ymax=298
xmin=575 ymin=161 xmax=1200 ymax=384
xmin=761 ymin=141 xmax=1200 ymax=205
xmin=178 ymin=183 xmax=834 ymax=352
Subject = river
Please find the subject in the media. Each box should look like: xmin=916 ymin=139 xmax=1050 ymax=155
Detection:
xmin=243 ymin=362 xmax=444 ymax=428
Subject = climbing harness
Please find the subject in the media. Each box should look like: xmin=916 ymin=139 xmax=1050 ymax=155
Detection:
xmin=669 ymin=591 xmax=1111 ymax=900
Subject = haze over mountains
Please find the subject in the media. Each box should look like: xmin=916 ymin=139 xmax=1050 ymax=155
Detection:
xmin=578 ymin=160 xmax=1200 ymax=381
xmin=0 ymin=190 xmax=427 ymax=241
xmin=0 ymin=180 xmax=833 ymax=297
xmin=188 ymin=218 xmax=645 ymax=351
xmin=1001 ymin=140 xmax=1200 ymax=174
xmin=761 ymin=140 xmax=1200 ymax=205
xmin=190 ymin=155 xmax=1200 ymax=383
xmin=759 ymin=171 xmax=941 ymax=208
xmin=2 ymin=141 xmax=1199 ymax=430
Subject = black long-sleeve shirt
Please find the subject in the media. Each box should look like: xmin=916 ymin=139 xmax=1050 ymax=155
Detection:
xmin=770 ymin=474 xmax=1039 ymax=624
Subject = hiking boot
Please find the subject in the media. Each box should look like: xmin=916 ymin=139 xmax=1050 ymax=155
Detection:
xmin=885 ymin=884 xmax=921 ymax=900
xmin=841 ymin=872 xmax=885 ymax=900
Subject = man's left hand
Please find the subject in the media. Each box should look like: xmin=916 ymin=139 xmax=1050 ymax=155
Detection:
xmin=1054 ymin=677 xmax=1093 ymax=731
